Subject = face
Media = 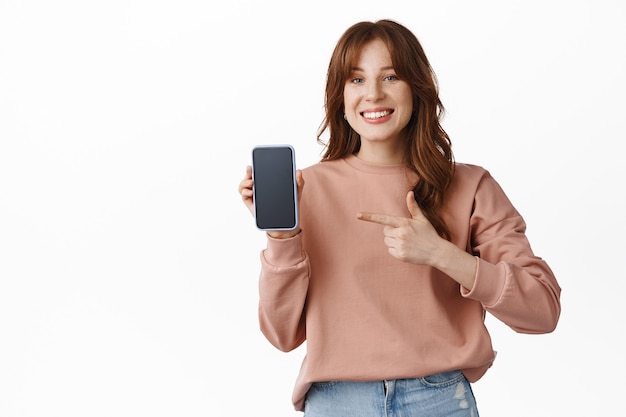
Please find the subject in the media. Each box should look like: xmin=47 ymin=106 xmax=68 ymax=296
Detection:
xmin=343 ymin=39 xmax=413 ymax=152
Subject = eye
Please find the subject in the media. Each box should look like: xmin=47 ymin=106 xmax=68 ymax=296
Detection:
xmin=350 ymin=77 xmax=364 ymax=84
xmin=384 ymin=74 xmax=399 ymax=81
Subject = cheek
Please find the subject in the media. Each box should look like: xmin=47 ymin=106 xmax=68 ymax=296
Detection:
xmin=401 ymin=96 xmax=414 ymax=120
xmin=342 ymin=92 xmax=356 ymax=111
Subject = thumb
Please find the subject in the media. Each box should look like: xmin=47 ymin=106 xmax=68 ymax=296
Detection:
xmin=406 ymin=191 xmax=425 ymax=220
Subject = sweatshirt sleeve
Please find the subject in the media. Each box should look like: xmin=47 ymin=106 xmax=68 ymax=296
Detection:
xmin=461 ymin=172 xmax=562 ymax=334
xmin=258 ymin=233 xmax=310 ymax=352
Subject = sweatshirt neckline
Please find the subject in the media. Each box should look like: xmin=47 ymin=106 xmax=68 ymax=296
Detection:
xmin=344 ymin=154 xmax=408 ymax=174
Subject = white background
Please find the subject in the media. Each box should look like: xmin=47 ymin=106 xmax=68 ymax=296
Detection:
xmin=1 ymin=0 xmax=625 ymax=416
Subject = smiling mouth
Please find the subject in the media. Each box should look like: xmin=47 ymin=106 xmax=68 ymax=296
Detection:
xmin=362 ymin=110 xmax=393 ymax=120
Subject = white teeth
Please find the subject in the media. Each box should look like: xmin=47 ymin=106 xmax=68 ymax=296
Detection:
xmin=363 ymin=110 xmax=391 ymax=119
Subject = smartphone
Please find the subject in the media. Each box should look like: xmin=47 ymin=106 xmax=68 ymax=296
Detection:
xmin=251 ymin=145 xmax=298 ymax=231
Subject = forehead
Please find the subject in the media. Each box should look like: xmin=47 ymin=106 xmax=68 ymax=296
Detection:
xmin=351 ymin=39 xmax=393 ymax=69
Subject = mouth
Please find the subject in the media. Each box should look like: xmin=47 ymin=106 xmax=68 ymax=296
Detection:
xmin=361 ymin=109 xmax=393 ymax=120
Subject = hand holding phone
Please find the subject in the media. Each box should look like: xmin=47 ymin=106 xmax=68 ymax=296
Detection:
xmin=251 ymin=145 xmax=299 ymax=231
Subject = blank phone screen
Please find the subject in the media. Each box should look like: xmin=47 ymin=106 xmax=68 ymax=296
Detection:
xmin=252 ymin=145 xmax=298 ymax=230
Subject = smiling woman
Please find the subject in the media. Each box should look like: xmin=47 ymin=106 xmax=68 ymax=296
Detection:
xmin=1 ymin=1 xmax=624 ymax=416
xmin=238 ymin=19 xmax=561 ymax=416
xmin=342 ymin=39 xmax=414 ymax=159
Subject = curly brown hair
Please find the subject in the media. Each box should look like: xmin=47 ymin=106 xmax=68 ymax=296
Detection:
xmin=317 ymin=19 xmax=454 ymax=239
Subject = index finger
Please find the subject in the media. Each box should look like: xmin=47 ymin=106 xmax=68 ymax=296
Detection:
xmin=357 ymin=212 xmax=403 ymax=227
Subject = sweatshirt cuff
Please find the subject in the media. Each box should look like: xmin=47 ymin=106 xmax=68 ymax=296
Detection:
xmin=263 ymin=233 xmax=306 ymax=267
xmin=461 ymin=257 xmax=507 ymax=307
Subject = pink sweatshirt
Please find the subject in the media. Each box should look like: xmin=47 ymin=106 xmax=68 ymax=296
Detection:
xmin=257 ymin=155 xmax=561 ymax=411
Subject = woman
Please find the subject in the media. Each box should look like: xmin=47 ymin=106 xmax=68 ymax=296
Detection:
xmin=238 ymin=19 xmax=561 ymax=416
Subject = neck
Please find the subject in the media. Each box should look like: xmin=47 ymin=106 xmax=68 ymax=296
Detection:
xmin=355 ymin=142 xmax=404 ymax=165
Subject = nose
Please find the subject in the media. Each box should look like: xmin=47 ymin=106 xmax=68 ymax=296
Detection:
xmin=365 ymin=80 xmax=384 ymax=101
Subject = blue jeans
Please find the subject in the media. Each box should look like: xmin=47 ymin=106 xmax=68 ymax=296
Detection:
xmin=303 ymin=370 xmax=479 ymax=417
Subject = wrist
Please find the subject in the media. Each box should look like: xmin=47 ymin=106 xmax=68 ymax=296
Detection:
xmin=434 ymin=241 xmax=477 ymax=290
xmin=267 ymin=227 xmax=301 ymax=239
